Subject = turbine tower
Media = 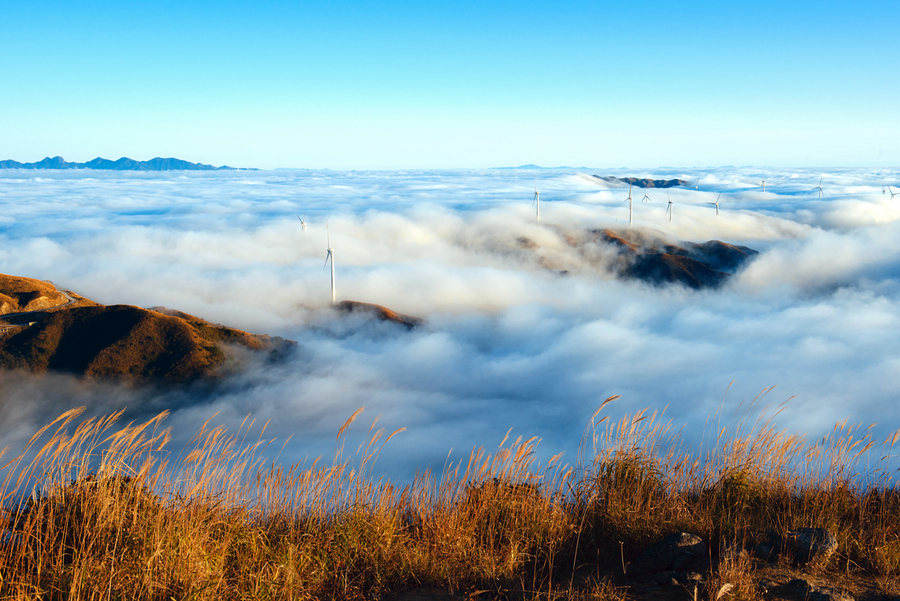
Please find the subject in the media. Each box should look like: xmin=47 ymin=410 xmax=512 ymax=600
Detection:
xmin=533 ymin=182 xmax=540 ymax=221
xmin=761 ymin=180 xmax=766 ymax=192
xmin=814 ymin=177 xmax=824 ymax=198
xmin=665 ymin=192 xmax=673 ymax=223
xmin=297 ymin=215 xmax=307 ymax=232
xmin=324 ymin=224 xmax=335 ymax=304
xmin=624 ymin=184 xmax=633 ymax=226
xmin=707 ymin=193 xmax=721 ymax=217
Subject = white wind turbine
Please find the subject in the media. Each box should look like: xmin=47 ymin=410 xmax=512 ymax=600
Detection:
xmin=624 ymin=184 xmax=634 ymax=226
xmin=641 ymin=189 xmax=652 ymax=202
xmin=890 ymin=186 xmax=899 ymax=199
xmin=324 ymin=223 xmax=335 ymax=304
xmin=665 ymin=192 xmax=673 ymax=223
xmin=761 ymin=180 xmax=766 ymax=192
xmin=813 ymin=177 xmax=824 ymax=198
xmin=533 ymin=181 xmax=540 ymax=221
xmin=707 ymin=193 xmax=721 ymax=217
xmin=297 ymin=215 xmax=307 ymax=232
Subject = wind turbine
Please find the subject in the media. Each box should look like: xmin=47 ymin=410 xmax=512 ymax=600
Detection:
xmin=624 ymin=184 xmax=633 ymax=226
xmin=533 ymin=181 xmax=540 ymax=221
xmin=324 ymin=223 xmax=335 ymax=305
xmin=813 ymin=177 xmax=824 ymax=198
xmin=890 ymin=186 xmax=899 ymax=199
xmin=761 ymin=180 xmax=766 ymax=192
xmin=665 ymin=192 xmax=673 ymax=223
xmin=297 ymin=215 xmax=307 ymax=232
xmin=707 ymin=193 xmax=721 ymax=217
xmin=641 ymin=189 xmax=652 ymax=202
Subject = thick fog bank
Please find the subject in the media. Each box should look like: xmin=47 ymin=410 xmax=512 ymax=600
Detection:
xmin=1 ymin=166 xmax=899 ymax=479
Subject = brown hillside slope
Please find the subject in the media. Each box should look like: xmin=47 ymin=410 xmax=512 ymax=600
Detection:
xmin=595 ymin=175 xmax=690 ymax=188
xmin=0 ymin=274 xmax=69 ymax=314
xmin=336 ymin=300 xmax=422 ymax=329
xmin=593 ymin=228 xmax=757 ymax=289
xmin=0 ymin=276 xmax=293 ymax=383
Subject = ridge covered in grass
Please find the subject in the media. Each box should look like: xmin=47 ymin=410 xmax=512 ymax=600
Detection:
xmin=0 ymin=274 xmax=69 ymax=314
xmin=0 ymin=274 xmax=294 ymax=383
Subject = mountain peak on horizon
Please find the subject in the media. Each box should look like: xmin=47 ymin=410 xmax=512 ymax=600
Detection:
xmin=0 ymin=156 xmax=252 ymax=171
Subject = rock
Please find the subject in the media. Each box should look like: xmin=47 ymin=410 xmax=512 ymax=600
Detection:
xmin=752 ymin=528 xmax=837 ymax=566
xmin=650 ymin=570 xmax=705 ymax=586
xmin=651 ymin=570 xmax=677 ymax=585
xmin=808 ymin=588 xmax=854 ymax=601
xmin=752 ymin=542 xmax=777 ymax=561
xmin=633 ymin=532 xmax=707 ymax=575
xmin=762 ymin=578 xmax=853 ymax=601
xmin=787 ymin=578 xmax=811 ymax=590
xmin=790 ymin=581 xmax=854 ymax=601
xmin=783 ymin=528 xmax=838 ymax=565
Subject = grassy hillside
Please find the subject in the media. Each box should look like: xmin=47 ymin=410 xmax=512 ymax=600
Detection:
xmin=0 ymin=402 xmax=898 ymax=601
xmin=0 ymin=274 xmax=69 ymax=314
xmin=594 ymin=229 xmax=757 ymax=289
xmin=0 ymin=274 xmax=292 ymax=383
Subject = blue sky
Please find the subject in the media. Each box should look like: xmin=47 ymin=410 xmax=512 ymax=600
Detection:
xmin=1 ymin=0 xmax=897 ymax=169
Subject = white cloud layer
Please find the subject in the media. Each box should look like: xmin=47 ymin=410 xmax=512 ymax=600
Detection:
xmin=1 ymin=166 xmax=899 ymax=479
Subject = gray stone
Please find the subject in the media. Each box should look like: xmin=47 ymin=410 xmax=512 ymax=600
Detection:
xmin=783 ymin=528 xmax=838 ymax=565
xmin=751 ymin=528 xmax=838 ymax=566
xmin=633 ymin=532 xmax=707 ymax=575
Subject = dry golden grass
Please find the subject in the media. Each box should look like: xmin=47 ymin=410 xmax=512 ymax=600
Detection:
xmin=0 ymin=273 xmax=68 ymax=314
xmin=0 ymin=397 xmax=898 ymax=600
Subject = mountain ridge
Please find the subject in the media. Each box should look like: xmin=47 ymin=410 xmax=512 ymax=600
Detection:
xmin=0 ymin=156 xmax=251 ymax=171
xmin=595 ymin=175 xmax=690 ymax=188
xmin=0 ymin=275 xmax=293 ymax=384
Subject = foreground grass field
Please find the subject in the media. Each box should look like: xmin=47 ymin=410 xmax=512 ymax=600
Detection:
xmin=1 ymin=395 xmax=899 ymax=600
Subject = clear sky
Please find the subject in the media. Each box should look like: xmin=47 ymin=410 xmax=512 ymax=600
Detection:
xmin=1 ymin=0 xmax=897 ymax=169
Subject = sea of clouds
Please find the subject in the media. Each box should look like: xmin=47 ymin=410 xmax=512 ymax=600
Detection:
xmin=1 ymin=166 xmax=899 ymax=479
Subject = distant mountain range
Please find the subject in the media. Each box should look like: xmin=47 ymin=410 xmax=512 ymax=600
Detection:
xmin=0 ymin=156 xmax=247 ymax=171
